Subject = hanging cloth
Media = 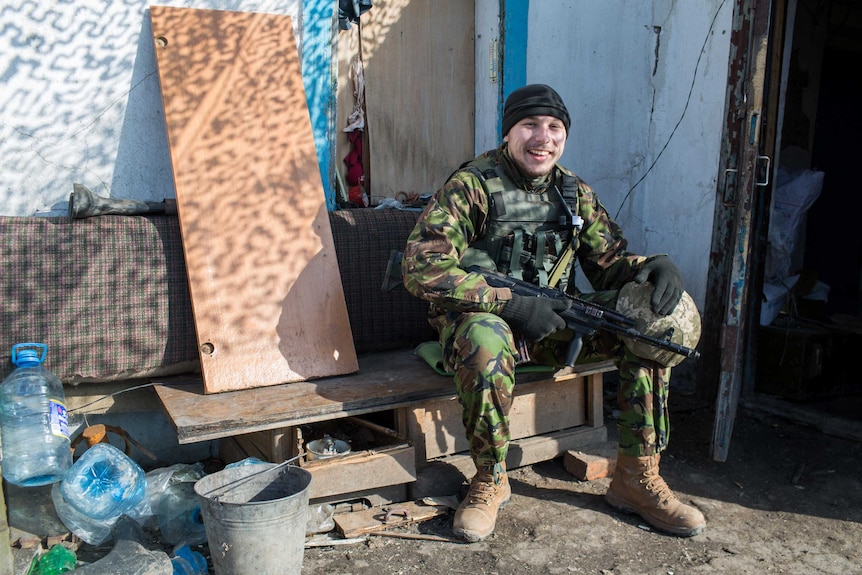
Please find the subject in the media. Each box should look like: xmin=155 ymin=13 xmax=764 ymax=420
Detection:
xmin=338 ymin=0 xmax=373 ymax=30
xmin=344 ymin=55 xmax=366 ymax=132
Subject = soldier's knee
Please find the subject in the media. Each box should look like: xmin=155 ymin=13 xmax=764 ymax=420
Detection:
xmin=455 ymin=313 xmax=512 ymax=348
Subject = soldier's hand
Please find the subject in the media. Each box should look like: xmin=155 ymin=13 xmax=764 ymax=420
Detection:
xmin=500 ymin=295 xmax=572 ymax=341
xmin=634 ymin=255 xmax=683 ymax=316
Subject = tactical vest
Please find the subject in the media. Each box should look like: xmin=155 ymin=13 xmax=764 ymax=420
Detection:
xmin=460 ymin=158 xmax=583 ymax=288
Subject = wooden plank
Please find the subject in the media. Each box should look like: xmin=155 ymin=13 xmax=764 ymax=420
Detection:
xmin=302 ymin=446 xmax=416 ymax=499
xmin=741 ymin=394 xmax=862 ymax=443
xmin=153 ymin=349 xmax=616 ymax=444
xmin=154 ymin=350 xmax=452 ymax=443
xmin=334 ymin=501 xmax=449 ymax=538
xmin=586 ymin=372 xmax=604 ymax=428
xmin=408 ymin=377 xmax=587 ymax=460
xmin=150 ymin=6 xmax=357 ymax=393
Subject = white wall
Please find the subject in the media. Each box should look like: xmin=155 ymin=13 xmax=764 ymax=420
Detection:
xmin=0 ymin=1 xmax=300 ymax=217
xmin=522 ymin=0 xmax=733 ymax=309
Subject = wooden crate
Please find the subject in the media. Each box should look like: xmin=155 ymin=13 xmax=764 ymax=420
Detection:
xmin=402 ymin=368 xmax=605 ymax=464
xmin=405 ymin=379 xmax=584 ymax=460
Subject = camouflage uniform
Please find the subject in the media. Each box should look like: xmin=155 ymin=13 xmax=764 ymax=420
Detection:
xmin=402 ymin=145 xmax=671 ymax=466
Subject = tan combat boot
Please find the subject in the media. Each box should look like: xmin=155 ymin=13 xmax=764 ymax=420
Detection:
xmin=605 ymin=453 xmax=706 ymax=537
xmin=452 ymin=462 xmax=511 ymax=542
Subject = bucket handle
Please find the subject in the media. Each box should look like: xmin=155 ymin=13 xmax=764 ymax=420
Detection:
xmin=203 ymin=452 xmax=305 ymax=502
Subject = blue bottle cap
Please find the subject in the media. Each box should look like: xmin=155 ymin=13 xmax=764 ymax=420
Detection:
xmin=11 ymin=343 xmax=48 ymax=367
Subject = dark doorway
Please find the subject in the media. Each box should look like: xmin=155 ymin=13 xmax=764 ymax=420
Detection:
xmin=804 ymin=44 xmax=862 ymax=316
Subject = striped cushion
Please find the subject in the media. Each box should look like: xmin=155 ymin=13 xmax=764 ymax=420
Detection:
xmin=0 ymin=209 xmax=433 ymax=383
xmin=329 ymin=208 xmax=435 ymax=354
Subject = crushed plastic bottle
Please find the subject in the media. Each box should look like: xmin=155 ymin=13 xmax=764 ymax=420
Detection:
xmin=60 ymin=442 xmax=146 ymax=520
xmin=110 ymin=513 xmax=147 ymax=545
xmin=0 ymin=343 xmax=72 ymax=486
xmin=51 ymin=482 xmax=117 ymax=546
xmin=170 ymin=544 xmax=208 ymax=575
xmin=156 ymin=481 xmax=207 ymax=546
xmin=129 ymin=462 xmax=205 ymax=529
xmin=307 ymin=503 xmax=336 ymax=534
xmin=224 ymin=456 xmax=266 ymax=468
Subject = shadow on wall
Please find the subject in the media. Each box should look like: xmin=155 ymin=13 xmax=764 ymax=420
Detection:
xmin=111 ymin=14 xmax=175 ymax=205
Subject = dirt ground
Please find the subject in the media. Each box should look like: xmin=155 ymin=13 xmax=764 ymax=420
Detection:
xmin=301 ymin=396 xmax=862 ymax=575
xmin=11 ymin=391 xmax=862 ymax=575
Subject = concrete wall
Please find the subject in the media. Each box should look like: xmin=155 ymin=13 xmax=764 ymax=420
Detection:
xmin=476 ymin=0 xmax=733 ymax=308
xmin=531 ymin=0 xmax=733 ymax=308
xmin=0 ymin=0 xmax=336 ymax=217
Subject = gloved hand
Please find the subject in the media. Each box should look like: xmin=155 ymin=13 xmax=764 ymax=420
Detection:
xmin=634 ymin=255 xmax=684 ymax=316
xmin=499 ymin=295 xmax=572 ymax=341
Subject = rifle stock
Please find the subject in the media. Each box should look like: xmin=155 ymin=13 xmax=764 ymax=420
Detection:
xmin=467 ymin=265 xmax=701 ymax=367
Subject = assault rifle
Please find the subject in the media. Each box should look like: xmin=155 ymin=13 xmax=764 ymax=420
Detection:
xmin=467 ymin=265 xmax=701 ymax=367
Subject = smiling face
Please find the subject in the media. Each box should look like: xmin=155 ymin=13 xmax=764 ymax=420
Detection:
xmin=503 ymin=115 xmax=567 ymax=178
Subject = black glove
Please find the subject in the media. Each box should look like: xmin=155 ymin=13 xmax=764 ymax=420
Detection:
xmin=634 ymin=255 xmax=684 ymax=316
xmin=499 ymin=295 xmax=572 ymax=341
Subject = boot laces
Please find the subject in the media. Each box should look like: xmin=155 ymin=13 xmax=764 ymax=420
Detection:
xmin=641 ymin=467 xmax=677 ymax=507
xmin=466 ymin=464 xmax=505 ymax=506
xmin=466 ymin=478 xmax=498 ymax=506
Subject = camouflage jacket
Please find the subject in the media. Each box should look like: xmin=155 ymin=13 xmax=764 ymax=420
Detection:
xmin=401 ymin=145 xmax=647 ymax=318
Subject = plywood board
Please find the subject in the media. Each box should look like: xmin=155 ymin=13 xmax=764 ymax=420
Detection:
xmin=150 ymin=6 xmax=357 ymax=393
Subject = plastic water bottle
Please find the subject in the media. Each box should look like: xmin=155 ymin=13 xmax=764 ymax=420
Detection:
xmin=0 ymin=343 xmax=72 ymax=486
xmin=156 ymin=481 xmax=207 ymax=545
xmin=60 ymin=442 xmax=146 ymax=520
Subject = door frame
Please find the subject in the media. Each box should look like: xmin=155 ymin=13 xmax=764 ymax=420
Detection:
xmin=700 ymin=0 xmax=785 ymax=461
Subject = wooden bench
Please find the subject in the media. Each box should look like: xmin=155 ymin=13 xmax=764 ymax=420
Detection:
xmin=152 ymin=348 xmax=615 ymax=500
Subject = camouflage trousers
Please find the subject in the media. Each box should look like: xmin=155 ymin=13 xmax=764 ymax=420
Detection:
xmin=437 ymin=292 xmax=669 ymax=467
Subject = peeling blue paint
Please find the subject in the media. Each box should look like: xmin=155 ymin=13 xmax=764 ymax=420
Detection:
xmin=501 ymin=0 xmax=528 ymax=140
xmin=301 ymin=0 xmax=336 ymax=209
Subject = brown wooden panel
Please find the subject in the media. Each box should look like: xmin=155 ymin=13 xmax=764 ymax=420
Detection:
xmin=361 ymin=0 xmax=474 ymax=198
xmin=150 ymin=6 xmax=357 ymax=393
xmin=410 ymin=425 xmax=610 ymax=499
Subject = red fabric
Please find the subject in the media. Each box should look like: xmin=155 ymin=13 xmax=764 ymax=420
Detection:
xmin=344 ymin=130 xmax=364 ymax=186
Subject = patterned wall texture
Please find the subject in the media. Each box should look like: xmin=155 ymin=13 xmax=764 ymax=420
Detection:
xmin=0 ymin=1 xmax=306 ymax=216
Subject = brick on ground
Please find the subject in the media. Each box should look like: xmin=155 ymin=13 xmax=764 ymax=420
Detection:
xmin=564 ymin=441 xmax=617 ymax=481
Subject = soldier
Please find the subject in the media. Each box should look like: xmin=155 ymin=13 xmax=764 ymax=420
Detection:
xmin=401 ymin=84 xmax=704 ymax=542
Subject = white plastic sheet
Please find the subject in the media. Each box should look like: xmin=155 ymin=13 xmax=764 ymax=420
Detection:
xmin=765 ymin=168 xmax=825 ymax=284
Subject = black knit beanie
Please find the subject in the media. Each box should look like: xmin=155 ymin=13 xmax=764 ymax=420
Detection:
xmin=502 ymin=84 xmax=571 ymax=138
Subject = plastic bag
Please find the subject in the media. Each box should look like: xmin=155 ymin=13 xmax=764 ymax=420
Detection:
xmin=765 ymin=168 xmax=824 ymax=283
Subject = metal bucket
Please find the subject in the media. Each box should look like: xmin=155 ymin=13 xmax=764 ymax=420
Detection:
xmin=194 ymin=463 xmax=312 ymax=575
